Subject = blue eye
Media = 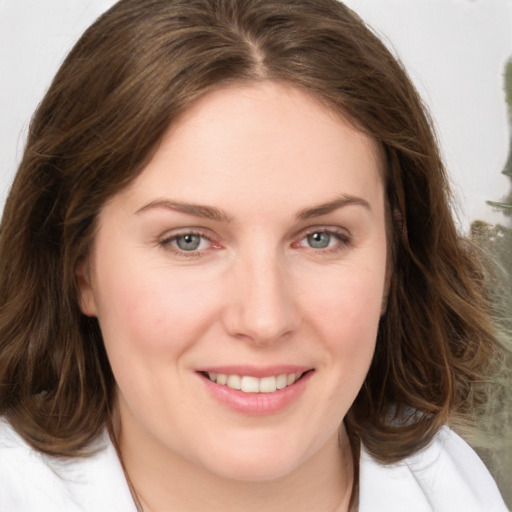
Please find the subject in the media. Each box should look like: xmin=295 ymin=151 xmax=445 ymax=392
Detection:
xmin=174 ymin=234 xmax=203 ymax=251
xmin=159 ymin=231 xmax=213 ymax=255
xmin=306 ymin=232 xmax=332 ymax=249
xmin=296 ymin=228 xmax=351 ymax=253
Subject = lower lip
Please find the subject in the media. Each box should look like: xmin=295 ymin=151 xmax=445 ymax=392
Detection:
xmin=199 ymin=371 xmax=313 ymax=416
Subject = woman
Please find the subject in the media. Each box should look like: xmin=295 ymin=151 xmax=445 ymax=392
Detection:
xmin=0 ymin=1 xmax=508 ymax=511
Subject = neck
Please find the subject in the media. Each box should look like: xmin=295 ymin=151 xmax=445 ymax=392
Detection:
xmin=115 ymin=417 xmax=355 ymax=512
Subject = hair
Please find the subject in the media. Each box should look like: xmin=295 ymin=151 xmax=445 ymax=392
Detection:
xmin=0 ymin=0 xmax=506 ymax=463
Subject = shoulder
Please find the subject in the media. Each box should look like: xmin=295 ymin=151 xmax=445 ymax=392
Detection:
xmin=0 ymin=418 xmax=136 ymax=512
xmin=359 ymin=426 xmax=508 ymax=512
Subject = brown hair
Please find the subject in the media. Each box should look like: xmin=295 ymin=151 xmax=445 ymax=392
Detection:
xmin=0 ymin=0 xmax=504 ymax=461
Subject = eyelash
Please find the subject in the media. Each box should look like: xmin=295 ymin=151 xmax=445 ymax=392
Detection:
xmin=158 ymin=227 xmax=352 ymax=258
xmin=294 ymin=227 xmax=352 ymax=254
xmin=158 ymin=230 xmax=216 ymax=258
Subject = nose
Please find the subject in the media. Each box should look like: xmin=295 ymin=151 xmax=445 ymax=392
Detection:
xmin=222 ymin=251 xmax=301 ymax=345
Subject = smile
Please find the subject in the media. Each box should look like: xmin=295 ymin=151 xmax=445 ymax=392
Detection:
xmin=205 ymin=372 xmax=304 ymax=393
xmin=198 ymin=367 xmax=313 ymax=415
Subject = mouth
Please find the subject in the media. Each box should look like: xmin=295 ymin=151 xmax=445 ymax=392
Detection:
xmin=199 ymin=370 xmax=312 ymax=394
xmin=197 ymin=367 xmax=314 ymax=415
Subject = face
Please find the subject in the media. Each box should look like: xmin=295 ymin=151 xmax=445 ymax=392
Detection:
xmin=79 ymin=82 xmax=388 ymax=482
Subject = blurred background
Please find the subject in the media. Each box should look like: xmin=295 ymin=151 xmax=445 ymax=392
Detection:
xmin=1 ymin=0 xmax=511 ymax=506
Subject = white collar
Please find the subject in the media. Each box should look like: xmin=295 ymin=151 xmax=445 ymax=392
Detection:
xmin=358 ymin=427 xmax=507 ymax=512
xmin=2 ymin=421 xmax=506 ymax=512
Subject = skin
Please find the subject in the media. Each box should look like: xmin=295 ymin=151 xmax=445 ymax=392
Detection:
xmin=78 ymin=82 xmax=389 ymax=512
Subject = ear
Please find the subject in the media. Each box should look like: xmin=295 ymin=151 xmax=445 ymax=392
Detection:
xmin=76 ymin=257 xmax=98 ymax=317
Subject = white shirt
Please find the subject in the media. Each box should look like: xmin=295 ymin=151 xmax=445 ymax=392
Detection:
xmin=0 ymin=419 xmax=507 ymax=511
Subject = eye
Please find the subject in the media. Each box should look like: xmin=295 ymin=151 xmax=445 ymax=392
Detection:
xmin=159 ymin=231 xmax=215 ymax=255
xmin=174 ymin=233 xmax=205 ymax=251
xmin=306 ymin=231 xmax=333 ymax=249
xmin=295 ymin=228 xmax=351 ymax=252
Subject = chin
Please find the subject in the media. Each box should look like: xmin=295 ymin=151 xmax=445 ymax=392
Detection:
xmin=206 ymin=454 xmax=302 ymax=483
xmin=191 ymin=430 xmax=320 ymax=483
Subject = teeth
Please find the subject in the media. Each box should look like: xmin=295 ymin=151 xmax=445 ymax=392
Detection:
xmin=227 ymin=375 xmax=241 ymax=390
xmin=206 ymin=371 xmax=305 ymax=393
xmin=259 ymin=376 xmax=276 ymax=393
xmin=276 ymin=374 xmax=287 ymax=390
xmin=216 ymin=373 xmax=227 ymax=385
xmin=241 ymin=376 xmax=259 ymax=393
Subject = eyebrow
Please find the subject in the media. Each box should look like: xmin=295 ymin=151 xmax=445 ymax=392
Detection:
xmin=135 ymin=193 xmax=370 ymax=222
xmin=135 ymin=199 xmax=233 ymax=223
xmin=296 ymin=194 xmax=371 ymax=220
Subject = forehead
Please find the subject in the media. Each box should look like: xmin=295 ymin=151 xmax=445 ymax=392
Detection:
xmin=114 ymin=81 xmax=384 ymax=216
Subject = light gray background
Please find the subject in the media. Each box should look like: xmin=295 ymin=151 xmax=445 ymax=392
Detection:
xmin=1 ymin=0 xmax=511 ymax=231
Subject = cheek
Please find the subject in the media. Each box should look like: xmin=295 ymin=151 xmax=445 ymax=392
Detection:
xmin=308 ymin=266 xmax=385 ymax=325
xmin=92 ymin=263 xmax=222 ymax=361
xmin=301 ymin=265 xmax=385 ymax=365
xmin=91 ymin=268 xmax=221 ymax=420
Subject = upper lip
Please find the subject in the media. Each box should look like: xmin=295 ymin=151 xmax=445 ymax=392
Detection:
xmin=195 ymin=365 xmax=313 ymax=378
